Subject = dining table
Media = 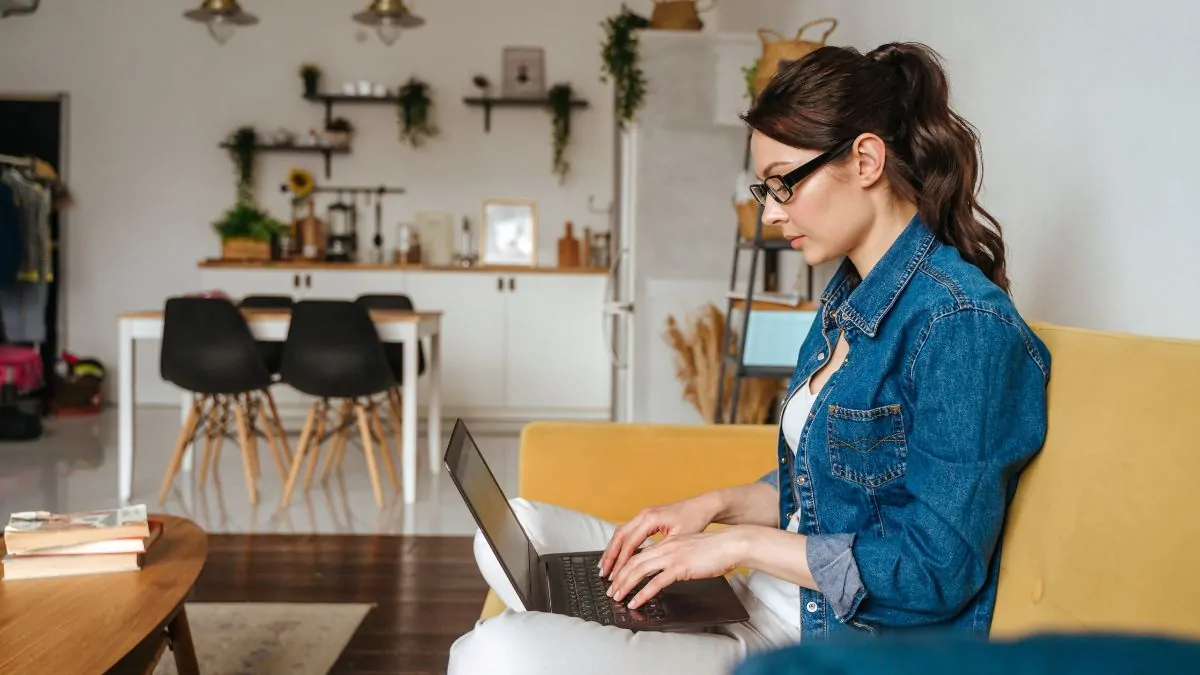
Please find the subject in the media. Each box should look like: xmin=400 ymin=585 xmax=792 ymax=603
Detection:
xmin=116 ymin=307 xmax=442 ymax=505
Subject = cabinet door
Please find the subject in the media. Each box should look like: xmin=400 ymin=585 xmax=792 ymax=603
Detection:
xmin=303 ymin=270 xmax=407 ymax=300
xmin=503 ymin=274 xmax=611 ymax=414
xmin=405 ymin=272 xmax=507 ymax=413
xmin=199 ymin=268 xmax=304 ymax=299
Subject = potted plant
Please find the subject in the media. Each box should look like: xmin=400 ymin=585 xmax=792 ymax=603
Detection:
xmin=601 ymin=5 xmax=650 ymax=127
xmin=225 ymin=125 xmax=258 ymax=204
xmin=212 ymin=202 xmax=287 ymax=261
xmin=547 ymin=84 xmax=575 ymax=183
xmin=325 ymin=117 xmax=353 ymax=147
xmin=397 ymin=77 xmax=440 ymax=148
xmin=300 ymin=63 xmax=322 ymax=98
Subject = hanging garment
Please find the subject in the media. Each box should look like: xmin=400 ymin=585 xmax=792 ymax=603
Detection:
xmin=0 ymin=281 xmax=48 ymax=344
xmin=2 ymin=169 xmax=51 ymax=283
xmin=0 ymin=181 xmax=20 ymax=288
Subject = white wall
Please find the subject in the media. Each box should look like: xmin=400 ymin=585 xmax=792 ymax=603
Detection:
xmin=749 ymin=0 xmax=1200 ymax=340
xmin=0 ymin=0 xmax=648 ymax=401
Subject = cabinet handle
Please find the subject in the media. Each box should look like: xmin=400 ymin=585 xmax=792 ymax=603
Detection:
xmin=293 ymin=274 xmax=300 ymax=289
xmin=497 ymin=277 xmax=504 ymax=292
xmin=305 ymin=274 xmax=312 ymax=289
xmin=508 ymin=277 xmax=515 ymax=291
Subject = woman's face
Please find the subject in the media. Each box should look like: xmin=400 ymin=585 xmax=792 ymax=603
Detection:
xmin=750 ymin=130 xmax=875 ymax=268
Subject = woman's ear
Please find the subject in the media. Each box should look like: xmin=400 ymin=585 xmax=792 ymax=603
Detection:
xmin=853 ymin=134 xmax=888 ymax=188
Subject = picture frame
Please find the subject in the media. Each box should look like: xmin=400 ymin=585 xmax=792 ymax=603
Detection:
xmin=501 ymin=46 xmax=546 ymax=99
xmin=481 ymin=198 xmax=538 ymax=267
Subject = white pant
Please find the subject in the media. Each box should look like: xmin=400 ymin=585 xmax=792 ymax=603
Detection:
xmin=447 ymin=499 xmax=801 ymax=675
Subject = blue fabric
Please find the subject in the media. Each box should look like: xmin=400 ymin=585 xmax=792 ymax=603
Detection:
xmin=734 ymin=633 xmax=1200 ymax=675
xmin=0 ymin=182 xmax=20 ymax=288
xmin=757 ymin=213 xmax=1051 ymax=641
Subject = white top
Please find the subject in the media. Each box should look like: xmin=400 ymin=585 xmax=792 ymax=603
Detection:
xmin=744 ymin=376 xmax=820 ymax=631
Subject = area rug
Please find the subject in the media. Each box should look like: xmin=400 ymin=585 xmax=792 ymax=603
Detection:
xmin=152 ymin=602 xmax=373 ymax=675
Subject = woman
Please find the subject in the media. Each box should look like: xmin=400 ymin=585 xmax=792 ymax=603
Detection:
xmin=448 ymin=41 xmax=1051 ymax=675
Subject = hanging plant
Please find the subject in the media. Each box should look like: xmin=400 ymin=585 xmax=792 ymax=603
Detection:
xmin=226 ymin=125 xmax=258 ymax=204
xmin=742 ymin=62 xmax=758 ymax=101
xmin=547 ymin=83 xmax=574 ymax=184
xmin=600 ymin=5 xmax=650 ymax=127
xmin=396 ymin=77 xmax=440 ymax=148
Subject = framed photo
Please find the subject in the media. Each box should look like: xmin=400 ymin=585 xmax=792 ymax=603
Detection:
xmin=481 ymin=198 xmax=538 ymax=266
xmin=501 ymin=47 xmax=546 ymax=99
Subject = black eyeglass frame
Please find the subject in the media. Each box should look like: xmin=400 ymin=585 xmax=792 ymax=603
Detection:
xmin=749 ymin=138 xmax=856 ymax=205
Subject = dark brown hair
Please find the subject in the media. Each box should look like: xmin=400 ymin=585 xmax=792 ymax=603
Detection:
xmin=742 ymin=42 xmax=1009 ymax=293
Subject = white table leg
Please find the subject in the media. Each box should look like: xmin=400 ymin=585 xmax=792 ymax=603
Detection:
xmin=427 ymin=331 xmax=442 ymax=475
xmin=118 ymin=321 xmax=135 ymax=504
xmin=402 ymin=327 xmax=419 ymax=504
xmin=181 ymin=391 xmax=194 ymax=472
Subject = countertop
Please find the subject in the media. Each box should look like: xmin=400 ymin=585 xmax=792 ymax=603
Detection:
xmin=197 ymin=259 xmax=610 ymax=275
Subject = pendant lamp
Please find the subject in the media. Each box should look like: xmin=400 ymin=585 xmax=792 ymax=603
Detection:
xmin=184 ymin=0 xmax=259 ymax=45
xmin=353 ymin=0 xmax=424 ymax=46
xmin=0 ymin=0 xmax=39 ymax=19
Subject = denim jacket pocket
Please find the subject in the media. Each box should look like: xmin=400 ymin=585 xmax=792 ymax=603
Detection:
xmin=827 ymin=404 xmax=908 ymax=489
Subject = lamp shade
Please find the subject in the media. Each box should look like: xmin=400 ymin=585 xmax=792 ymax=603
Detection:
xmin=352 ymin=0 xmax=424 ymax=29
xmin=183 ymin=0 xmax=259 ymax=27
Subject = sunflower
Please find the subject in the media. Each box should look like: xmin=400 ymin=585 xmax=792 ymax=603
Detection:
xmin=286 ymin=168 xmax=315 ymax=201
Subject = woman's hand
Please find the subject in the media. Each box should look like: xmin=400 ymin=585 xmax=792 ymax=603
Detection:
xmin=598 ymin=492 xmax=724 ymax=580
xmin=607 ymin=528 xmax=748 ymax=609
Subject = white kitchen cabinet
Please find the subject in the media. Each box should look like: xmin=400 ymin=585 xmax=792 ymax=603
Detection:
xmin=198 ymin=268 xmax=302 ymax=297
xmin=404 ymin=271 xmax=507 ymax=412
xmin=504 ymin=274 xmax=611 ymax=413
xmin=192 ymin=264 xmax=612 ymax=421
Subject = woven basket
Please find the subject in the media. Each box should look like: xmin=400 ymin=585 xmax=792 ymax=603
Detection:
xmin=221 ymin=237 xmax=271 ymax=261
xmin=735 ymin=200 xmax=785 ymax=241
xmin=754 ymin=18 xmax=838 ymax=97
xmin=650 ymin=0 xmax=716 ymax=31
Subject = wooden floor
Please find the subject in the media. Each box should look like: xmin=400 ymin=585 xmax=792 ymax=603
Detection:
xmin=191 ymin=533 xmax=487 ymax=675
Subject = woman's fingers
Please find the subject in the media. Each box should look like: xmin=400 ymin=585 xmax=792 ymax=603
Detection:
xmin=609 ymin=544 xmax=667 ymax=602
xmin=628 ymin=567 xmax=678 ymax=610
xmin=610 ymin=521 xmax=654 ymax=579
xmin=599 ymin=515 xmax=640 ymax=577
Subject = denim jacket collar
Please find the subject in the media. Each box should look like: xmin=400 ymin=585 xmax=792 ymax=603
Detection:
xmin=820 ymin=213 xmax=939 ymax=338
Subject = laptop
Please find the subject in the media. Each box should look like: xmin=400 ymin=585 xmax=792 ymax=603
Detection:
xmin=443 ymin=418 xmax=750 ymax=632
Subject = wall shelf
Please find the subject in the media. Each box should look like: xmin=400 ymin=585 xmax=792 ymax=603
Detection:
xmin=303 ymin=92 xmax=400 ymax=128
xmin=219 ymin=142 xmax=348 ymax=179
xmin=462 ymin=96 xmax=589 ymax=133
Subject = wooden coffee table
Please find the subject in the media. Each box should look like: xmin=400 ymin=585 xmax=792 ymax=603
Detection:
xmin=0 ymin=514 xmax=207 ymax=674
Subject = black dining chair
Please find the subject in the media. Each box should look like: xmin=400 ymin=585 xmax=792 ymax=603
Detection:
xmin=158 ymin=296 xmax=291 ymax=506
xmin=278 ymin=299 xmax=400 ymax=508
xmin=237 ymin=294 xmax=295 ymax=378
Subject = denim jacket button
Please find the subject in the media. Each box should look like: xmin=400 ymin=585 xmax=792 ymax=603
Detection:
xmin=806 ymin=601 xmax=819 ymax=613
xmin=817 ymin=352 xmax=826 ymax=361
xmin=795 ymin=475 xmax=806 ymax=486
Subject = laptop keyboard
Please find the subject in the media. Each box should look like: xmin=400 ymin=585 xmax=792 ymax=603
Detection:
xmin=561 ymin=554 xmax=667 ymax=627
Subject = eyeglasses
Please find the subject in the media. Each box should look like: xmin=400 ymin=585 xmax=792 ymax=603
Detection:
xmin=749 ymin=138 xmax=855 ymax=205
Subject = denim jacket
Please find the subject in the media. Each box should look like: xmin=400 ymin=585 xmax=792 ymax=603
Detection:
xmin=759 ymin=214 xmax=1051 ymax=641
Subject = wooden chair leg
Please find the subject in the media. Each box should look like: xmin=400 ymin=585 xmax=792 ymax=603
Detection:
xmin=256 ymin=391 xmax=289 ymax=483
xmin=264 ymin=388 xmax=291 ymax=464
xmin=244 ymin=394 xmax=261 ymax=480
xmin=157 ymin=397 xmax=204 ymax=504
xmin=321 ymin=400 xmax=353 ymax=483
xmin=371 ymin=400 xmax=400 ymax=493
xmin=232 ymin=394 xmax=259 ymax=506
xmin=355 ymin=401 xmax=385 ymax=508
xmin=303 ymin=400 xmax=330 ymax=491
xmin=198 ymin=398 xmax=220 ymax=488
xmin=279 ymin=405 xmax=318 ymax=509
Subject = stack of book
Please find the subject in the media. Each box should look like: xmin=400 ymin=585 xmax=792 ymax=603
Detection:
xmin=1 ymin=504 xmax=163 ymax=581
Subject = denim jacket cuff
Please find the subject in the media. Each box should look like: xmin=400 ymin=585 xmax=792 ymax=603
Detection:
xmin=757 ymin=469 xmax=779 ymax=489
xmin=807 ymin=533 xmax=867 ymax=622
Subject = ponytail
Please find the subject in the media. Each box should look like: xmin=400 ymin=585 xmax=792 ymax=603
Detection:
xmin=743 ymin=42 xmax=1010 ymax=293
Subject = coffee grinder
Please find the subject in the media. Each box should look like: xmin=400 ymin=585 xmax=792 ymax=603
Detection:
xmin=325 ymin=193 xmax=358 ymax=262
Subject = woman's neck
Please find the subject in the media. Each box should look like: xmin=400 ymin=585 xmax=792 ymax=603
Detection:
xmin=848 ymin=201 xmax=919 ymax=280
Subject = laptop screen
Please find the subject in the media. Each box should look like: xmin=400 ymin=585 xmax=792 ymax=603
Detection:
xmin=444 ymin=420 xmax=534 ymax=607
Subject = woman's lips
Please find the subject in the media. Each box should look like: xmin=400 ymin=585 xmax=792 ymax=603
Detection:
xmin=787 ymin=234 xmax=805 ymax=249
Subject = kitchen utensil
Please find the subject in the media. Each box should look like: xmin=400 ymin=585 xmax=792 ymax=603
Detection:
xmin=325 ymin=192 xmax=358 ymax=262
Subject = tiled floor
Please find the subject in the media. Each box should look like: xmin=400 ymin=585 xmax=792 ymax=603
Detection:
xmin=0 ymin=406 xmax=520 ymax=536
